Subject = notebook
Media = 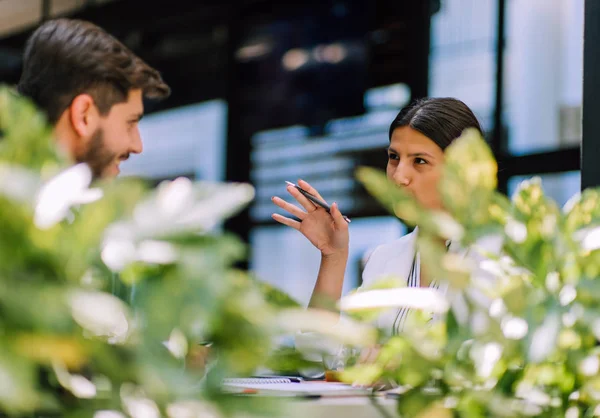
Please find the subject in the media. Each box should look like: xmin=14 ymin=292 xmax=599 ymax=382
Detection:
xmin=222 ymin=381 xmax=372 ymax=397
xmin=223 ymin=377 xmax=302 ymax=385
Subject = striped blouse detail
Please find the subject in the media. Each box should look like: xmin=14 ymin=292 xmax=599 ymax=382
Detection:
xmin=392 ymin=242 xmax=448 ymax=335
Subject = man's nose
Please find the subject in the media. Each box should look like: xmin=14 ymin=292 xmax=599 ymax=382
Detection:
xmin=130 ymin=128 xmax=143 ymax=154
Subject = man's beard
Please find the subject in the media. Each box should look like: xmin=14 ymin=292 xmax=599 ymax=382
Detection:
xmin=78 ymin=128 xmax=117 ymax=180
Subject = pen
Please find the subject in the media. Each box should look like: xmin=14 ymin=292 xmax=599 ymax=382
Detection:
xmin=285 ymin=181 xmax=351 ymax=223
xmin=233 ymin=392 xmax=321 ymax=399
xmin=250 ymin=376 xmax=304 ymax=383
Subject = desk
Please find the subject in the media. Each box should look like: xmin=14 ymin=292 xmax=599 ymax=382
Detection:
xmin=238 ymin=396 xmax=398 ymax=418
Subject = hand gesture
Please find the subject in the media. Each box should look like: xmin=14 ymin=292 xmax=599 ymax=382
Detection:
xmin=271 ymin=179 xmax=349 ymax=257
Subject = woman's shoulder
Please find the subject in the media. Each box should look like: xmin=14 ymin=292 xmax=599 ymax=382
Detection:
xmin=360 ymin=229 xmax=417 ymax=287
xmin=366 ymin=229 xmax=416 ymax=262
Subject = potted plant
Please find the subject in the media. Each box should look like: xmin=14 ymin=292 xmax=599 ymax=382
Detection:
xmin=332 ymin=129 xmax=600 ymax=417
xmin=0 ymin=87 xmax=307 ymax=417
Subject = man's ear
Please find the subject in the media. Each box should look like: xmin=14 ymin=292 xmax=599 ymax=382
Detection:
xmin=69 ymin=94 xmax=100 ymax=137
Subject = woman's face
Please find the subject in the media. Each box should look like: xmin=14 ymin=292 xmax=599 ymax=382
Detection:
xmin=386 ymin=126 xmax=446 ymax=211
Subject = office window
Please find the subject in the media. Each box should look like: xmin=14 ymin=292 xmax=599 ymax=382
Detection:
xmin=508 ymin=171 xmax=581 ymax=209
xmin=120 ymin=100 xmax=228 ymax=182
xmin=504 ymin=0 xmax=583 ymax=155
xmin=429 ymin=0 xmax=497 ymax=132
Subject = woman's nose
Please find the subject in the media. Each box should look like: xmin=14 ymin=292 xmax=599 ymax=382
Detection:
xmin=393 ymin=164 xmax=411 ymax=186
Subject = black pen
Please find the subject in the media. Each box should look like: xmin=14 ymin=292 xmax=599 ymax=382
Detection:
xmin=285 ymin=181 xmax=351 ymax=223
xmin=250 ymin=375 xmax=304 ymax=383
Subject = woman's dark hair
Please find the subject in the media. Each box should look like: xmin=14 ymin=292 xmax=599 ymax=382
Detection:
xmin=18 ymin=18 xmax=170 ymax=124
xmin=388 ymin=97 xmax=483 ymax=150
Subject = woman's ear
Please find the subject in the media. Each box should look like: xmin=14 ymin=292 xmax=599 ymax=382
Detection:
xmin=69 ymin=94 xmax=100 ymax=138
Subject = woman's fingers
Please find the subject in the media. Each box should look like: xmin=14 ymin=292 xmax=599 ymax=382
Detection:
xmin=357 ymin=347 xmax=371 ymax=364
xmin=297 ymin=179 xmax=327 ymax=203
xmin=186 ymin=345 xmax=211 ymax=371
xmin=330 ymin=202 xmax=349 ymax=229
xmin=358 ymin=346 xmax=380 ymax=364
xmin=286 ymin=185 xmax=317 ymax=212
xmin=272 ymin=196 xmax=307 ymax=220
xmin=271 ymin=213 xmax=301 ymax=230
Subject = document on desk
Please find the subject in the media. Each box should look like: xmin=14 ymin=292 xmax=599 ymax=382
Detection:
xmin=222 ymin=381 xmax=372 ymax=397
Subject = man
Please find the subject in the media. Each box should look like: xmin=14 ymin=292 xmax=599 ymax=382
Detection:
xmin=14 ymin=19 xmax=222 ymax=370
xmin=17 ymin=18 xmax=170 ymax=179
xmin=16 ymin=18 xmax=168 ymax=299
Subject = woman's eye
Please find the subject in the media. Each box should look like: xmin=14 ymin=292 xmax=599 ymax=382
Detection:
xmin=415 ymin=157 xmax=427 ymax=165
xmin=388 ymin=153 xmax=399 ymax=161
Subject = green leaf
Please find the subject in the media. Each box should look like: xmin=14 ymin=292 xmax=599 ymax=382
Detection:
xmin=0 ymin=87 xmax=65 ymax=173
xmin=440 ymin=129 xmax=498 ymax=230
xmin=238 ymin=271 xmax=301 ymax=309
xmin=419 ymin=235 xmax=471 ymax=289
xmin=356 ymin=166 xmax=424 ymax=227
xmin=444 ymin=128 xmax=498 ymax=191
xmin=356 ymin=166 xmax=462 ymax=239
xmin=0 ymin=349 xmax=40 ymax=413
xmin=396 ymin=385 xmax=445 ymax=418
xmin=564 ymin=188 xmax=600 ymax=232
xmin=338 ymin=364 xmax=383 ymax=385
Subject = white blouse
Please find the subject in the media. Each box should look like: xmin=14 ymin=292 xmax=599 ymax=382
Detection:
xmin=360 ymin=227 xmax=500 ymax=333
xmin=295 ymin=227 xmax=501 ymax=367
xmin=360 ymin=227 xmax=435 ymax=333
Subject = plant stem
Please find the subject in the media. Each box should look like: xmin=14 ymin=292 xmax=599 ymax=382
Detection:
xmin=368 ymin=394 xmax=396 ymax=418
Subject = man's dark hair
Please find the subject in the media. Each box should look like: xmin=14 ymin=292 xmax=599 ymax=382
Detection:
xmin=389 ymin=97 xmax=483 ymax=151
xmin=18 ymin=18 xmax=170 ymax=124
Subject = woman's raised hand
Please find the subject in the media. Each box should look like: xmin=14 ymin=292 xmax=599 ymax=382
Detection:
xmin=271 ymin=179 xmax=349 ymax=257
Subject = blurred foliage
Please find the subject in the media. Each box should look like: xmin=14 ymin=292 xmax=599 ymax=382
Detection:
xmin=341 ymin=128 xmax=600 ymax=417
xmin=12 ymin=78 xmax=600 ymax=418
xmin=0 ymin=86 xmax=303 ymax=417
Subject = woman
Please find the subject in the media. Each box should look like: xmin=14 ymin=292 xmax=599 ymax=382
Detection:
xmin=271 ymin=97 xmax=488 ymax=334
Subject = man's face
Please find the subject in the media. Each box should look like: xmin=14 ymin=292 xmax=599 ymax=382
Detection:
xmin=77 ymin=89 xmax=144 ymax=179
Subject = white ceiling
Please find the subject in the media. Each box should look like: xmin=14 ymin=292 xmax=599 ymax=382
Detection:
xmin=0 ymin=0 xmax=117 ymax=38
